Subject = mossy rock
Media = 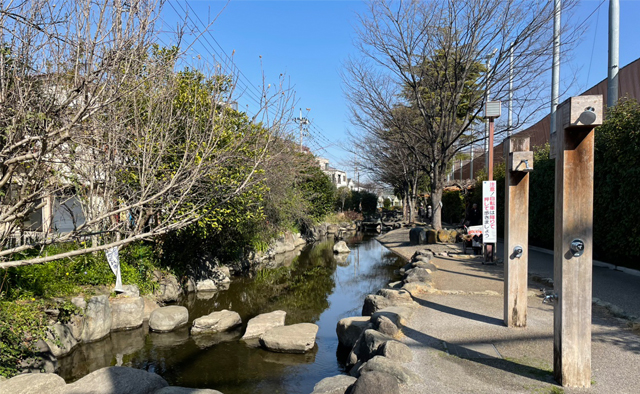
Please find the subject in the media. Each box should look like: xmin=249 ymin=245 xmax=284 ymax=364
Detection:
xmin=437 ymin=230 xmax=451 ymax=243
xmin=449 ymin=230 xmax=459 ymax=242
xmin=426 ymin=229 xmax=438 ymax=244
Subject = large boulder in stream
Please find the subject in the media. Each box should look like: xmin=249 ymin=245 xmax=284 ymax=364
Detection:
xmin=333 ymin=241 xmax=350 ymax=254
xmin=191 ymin=309 xmax=242 ymax=335
xmin=62 ymin=366 xmax=168 ymax=394
xmin=149 ymin=306 xmax=189 ymax=332
xmin=153 ymin=271 xmax=183 ymax=303
xmin=242 ymin=310 xmax=287 ymax=340
xmin=81 ymin=295 xmax=112 ymax=343
xmin=311 ymin=375 xmax=357 ymax=394
xmin=195 ymin=279 xmax=217 ymax=292
xmin=143 ymin=297 xmax=160 ymax=320
xmin=0 ymin=373 xmax=66 ymax=394
xmin=336 ymin=316 xmax=371 ymax=349
xmin=260 ymin=323 xmax=319 ymax=354
xmin=110 ymin=296 xmax=144 ymax=331
xmin=155 ymin=388 xmax=224 ymax=394
xmin=45 ymin=322 xmax=78 ymax=357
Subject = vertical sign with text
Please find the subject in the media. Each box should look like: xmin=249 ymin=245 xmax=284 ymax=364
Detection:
xmin=483 ymin=181 xmax=497 ymax=243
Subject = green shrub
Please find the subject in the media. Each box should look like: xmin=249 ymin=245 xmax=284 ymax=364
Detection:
xmin=593 ymin=98 xmax=640 ymax=263
xmin=0 ymin=300 xmax=48 ymax=378
xmin=441 ymin=190 xmax=466 ymax=224
xmin=528 ymin=144 xmax=555 ymax=249
xmin=2 ymin=242 xmax=160 ymax=300
xmin=466 ymin=99 xmax=640 ymax=268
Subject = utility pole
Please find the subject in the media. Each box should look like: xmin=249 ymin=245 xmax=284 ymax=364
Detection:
xmin=470 ymin=143 xmax=474 ymax=180
xmin=608 ymin=0 xmax=619 ymax=108
xmin=293 ymin=108 xmax=310 ymax=152
xmin=485 ymin=58 xmax=491 ymax=171
xmin=508 ymin=43 xmax=514 ymax=136
xmin=550 ymin=0 xmax=561 ymax=155
xmin=484 ymin=49 xmax=497 ymax=171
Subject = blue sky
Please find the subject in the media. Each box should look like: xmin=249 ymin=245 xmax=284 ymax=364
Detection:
xmin=163 ymin=0 xmax=640 ymax=177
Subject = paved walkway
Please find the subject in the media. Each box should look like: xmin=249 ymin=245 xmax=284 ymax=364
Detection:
xmin=377 ymin=228 xmax=640 ymax=394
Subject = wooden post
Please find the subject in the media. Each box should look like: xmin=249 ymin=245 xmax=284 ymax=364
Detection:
xmin=553 ymin=95 xmax=603 ymax=387
xmin=503 ymin=136 xmax=533 ymax=327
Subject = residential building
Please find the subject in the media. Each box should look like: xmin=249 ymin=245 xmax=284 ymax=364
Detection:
xmin=316 ymin=157 xmax=349 ymax=189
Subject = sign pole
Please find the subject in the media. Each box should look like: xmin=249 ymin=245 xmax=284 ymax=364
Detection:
xmin=484 ymin=101 xmax=501 ymax=263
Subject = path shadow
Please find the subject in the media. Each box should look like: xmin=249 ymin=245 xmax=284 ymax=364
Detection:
xmin=413 ymin=297 xmax=504 ymax=326
xmin=437 ymin=267 xmax=503 ymax=282
xmin=434 ymin=255 xmax=505 ymax=280
xmin=402 ymin=325 xmax=555 ymax=384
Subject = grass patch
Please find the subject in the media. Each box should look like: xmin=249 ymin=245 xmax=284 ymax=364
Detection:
xmin=0 ymin=300 xmax=49 ymax=378
xmin=1 ymin=241 xmax=161 ymax=301
xmin=0 ymin=241 xmax=165 ymax=378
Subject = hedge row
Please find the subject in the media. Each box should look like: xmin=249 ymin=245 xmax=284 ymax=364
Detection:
xmin=462 ymin=98 xmax=640 ymax=269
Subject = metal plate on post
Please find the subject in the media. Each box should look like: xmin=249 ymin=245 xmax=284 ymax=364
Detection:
xmin=485 ymin=101 xmax=502 ymax=118
xmin=509 ymin=151 xmax=534 ymax=172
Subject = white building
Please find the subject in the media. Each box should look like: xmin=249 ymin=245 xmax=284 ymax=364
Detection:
xmin=316 ymin=157 xmax=349 ymax=189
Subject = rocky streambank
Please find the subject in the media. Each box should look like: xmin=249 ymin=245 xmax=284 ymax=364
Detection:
xmin=310 ymin=249 xmax=436 ymax=394
xmin=8 ymin=222 xmax=358 ymax=393
xmin=4 ymin=305 xmax=320 ymax=394
xmin=0 ymin=366 xmax=223 ymax=394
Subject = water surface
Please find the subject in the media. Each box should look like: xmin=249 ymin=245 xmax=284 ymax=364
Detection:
xmin=58 ymin=235 xmax=403 ymax=394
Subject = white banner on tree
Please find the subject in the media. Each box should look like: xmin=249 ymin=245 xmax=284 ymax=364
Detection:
xmin=105 ymin=246 xmax=124 ymax=292
xmin=482 ymin=181 xmax=497 ymax=243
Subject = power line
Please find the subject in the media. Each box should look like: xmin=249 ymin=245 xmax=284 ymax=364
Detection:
xmin=169 ymin=3 xmax=263 ymax=104
xmin=586 ymin=1 xmax=602 ymax=87
xmin=575 ymin=0 xmax=607 ymax=32
xmin=182 ymin=2 xmax=265 ymax=101
xmin=165 ymin=1 xmax=269 ymax=117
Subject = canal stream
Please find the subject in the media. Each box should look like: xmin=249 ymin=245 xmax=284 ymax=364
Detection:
xmin=57 ymin=234 xmax=403 ymax=394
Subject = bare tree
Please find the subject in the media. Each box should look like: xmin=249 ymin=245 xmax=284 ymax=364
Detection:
xmin=350 ymin=106 xmax=428 ymax=223
xmin=345 ymin=0 xmax=580 ymax=229
xmin=0 ymin=0 xmax=294 ymax=268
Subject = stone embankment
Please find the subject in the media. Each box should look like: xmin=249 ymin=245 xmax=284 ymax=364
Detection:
xmin=11 ymin=223 xmax=352 ymax=390
xmin=0 ymin=366 xmax=223 ymax=394
xmin=311 ymin=249 xmax=436 ymax=394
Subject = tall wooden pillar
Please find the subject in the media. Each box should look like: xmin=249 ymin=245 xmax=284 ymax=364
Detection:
xmin=504 ymin=136 xmax=532 ymax=327
xmin=553 ymin=95 xmax=602 ymax=387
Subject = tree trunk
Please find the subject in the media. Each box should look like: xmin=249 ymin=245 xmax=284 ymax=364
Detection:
xmin=407 ymin=193 xmax=416 ymax=223
xmin=402 ymin=194 xmax=409 ymax=222
xmin=411 ymin=175 xmax=419 ymax=223
xmin=431 ymin=166 xmax=445 ymax=230
xmin=403 ymin=183 xmax=413 ymax=223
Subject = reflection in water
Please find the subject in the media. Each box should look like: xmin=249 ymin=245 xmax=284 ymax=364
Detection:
xmin=57 ymin=235 xmax=403 ymax=394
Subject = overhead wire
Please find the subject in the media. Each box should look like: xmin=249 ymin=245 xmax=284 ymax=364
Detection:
xmin=586 ymin=1 xmax=603 ymax=87
xmin=175 ymin=1 xmax=289 ymax=123
xmin=165 ymin=1 xmax=291 ymax=124
xmin=574 ymin=0 xmax=607 ymax=33
xmin=167 ymin=1 xmax=265 ymax=110
xmin=180 ymin=3 xmax=265 ymax=106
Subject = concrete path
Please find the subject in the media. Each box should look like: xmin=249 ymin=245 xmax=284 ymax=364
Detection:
xmin=377 ymin=227 xmax=640 ymax=394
